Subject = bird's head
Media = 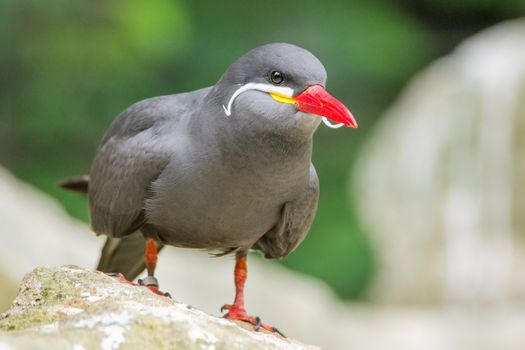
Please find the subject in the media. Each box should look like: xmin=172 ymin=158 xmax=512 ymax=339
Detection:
xmin=215 ymin=43 xmax=357 ymax=137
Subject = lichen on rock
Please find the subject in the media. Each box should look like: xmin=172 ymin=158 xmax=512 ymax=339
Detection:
xmin=0 ymin=266 xmax=319 ymax=350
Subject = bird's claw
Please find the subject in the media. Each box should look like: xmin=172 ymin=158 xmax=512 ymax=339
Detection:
xmin=142 ymin=284 xmax=171 ymax=297
xmin=220 ymin=304 xmax=285 ymax=337
xmin=220 ymin=304 xmax=233 ymax=313
xmin=271 ymin=326 xmax=286 ymax=337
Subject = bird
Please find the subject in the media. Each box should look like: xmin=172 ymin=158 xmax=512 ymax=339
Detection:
xmin=59 ymin=43 xmax=357 ymax=334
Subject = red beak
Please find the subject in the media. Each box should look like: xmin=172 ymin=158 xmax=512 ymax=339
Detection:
xmin=294 ymin=85 xmax=358 ymax=128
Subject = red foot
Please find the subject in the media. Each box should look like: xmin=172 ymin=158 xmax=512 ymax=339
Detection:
xmin=115 ymin=273 xmax=138 ymax=286
xmin=221 ymin=304 xmax=285 ymax=336
xmin=141 ymin=283 xmax=171 ymax=298
xmin=137 ymin=277 xmax=172 ymax=298
xmin=110 ymin=273 xmax=171 ymax=298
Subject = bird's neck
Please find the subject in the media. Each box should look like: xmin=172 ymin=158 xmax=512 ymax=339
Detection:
xmin=216 ymin=134 xmax=313 ymax=192
xmin=194 ymin=96 xmax=314 ymax=181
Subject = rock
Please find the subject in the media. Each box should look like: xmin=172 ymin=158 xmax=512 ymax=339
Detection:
xmin=0 ymin=265 xmax=318 ymax=350
xmin=0 ymin=166 xmax=101 ymax=311
xmin=353 ymin=19 xmax=525 ymax=305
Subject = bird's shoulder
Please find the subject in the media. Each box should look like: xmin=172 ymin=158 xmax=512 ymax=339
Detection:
xmin=101 ymin=87 xmax=212 ymax=144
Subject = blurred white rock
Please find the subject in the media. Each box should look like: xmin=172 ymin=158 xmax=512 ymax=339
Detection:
xmin=354 ymin=19 xmax=525 ymax=307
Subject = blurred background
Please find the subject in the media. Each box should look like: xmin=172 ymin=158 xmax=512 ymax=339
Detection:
xmin=1 ymin=0 xmax=525 ymax=349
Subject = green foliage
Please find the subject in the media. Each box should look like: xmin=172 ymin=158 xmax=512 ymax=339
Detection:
xmin=1 ymin=0 xmax=523 ymax=300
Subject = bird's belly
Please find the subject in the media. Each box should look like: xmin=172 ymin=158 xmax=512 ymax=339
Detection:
xmin=145 ymin=190 xmax=283 ymax=250
xmin=144 ymin=150 xmax=308 ymax=250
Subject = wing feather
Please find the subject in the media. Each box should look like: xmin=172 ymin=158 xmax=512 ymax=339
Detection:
xmin=88 ymin=97 xmax=173 ymax=237
xmin=253 ymin=164 xmax=319 ymax=259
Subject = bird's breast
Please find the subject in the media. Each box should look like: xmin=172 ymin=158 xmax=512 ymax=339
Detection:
xmin=144 ymin=148 xmax=310 ymax=250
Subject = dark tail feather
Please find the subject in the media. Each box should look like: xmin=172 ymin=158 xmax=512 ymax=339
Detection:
xmin=58 ymin=175 xmax=90 ymax=194
xmin=209 ymin=247 xmax=238 ymax=257
xmin=97 ymin=231 xmax=163 ymax=281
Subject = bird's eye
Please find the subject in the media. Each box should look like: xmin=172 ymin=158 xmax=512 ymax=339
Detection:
xmin=270 ymin=71 xmax=284 ymax=85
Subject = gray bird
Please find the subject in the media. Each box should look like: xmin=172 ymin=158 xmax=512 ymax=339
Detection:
xmin=60 ymin=43 xmax=357 ymax=334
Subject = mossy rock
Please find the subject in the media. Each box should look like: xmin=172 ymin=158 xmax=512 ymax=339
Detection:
xmin=0 ymin=266 xmax=319 ymax=350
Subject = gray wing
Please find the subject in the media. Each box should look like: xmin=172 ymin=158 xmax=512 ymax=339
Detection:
xmin=253 ymin=164 xmax=319 ymax=259
xmin=89 ymin=97 xmax=174 ymax=237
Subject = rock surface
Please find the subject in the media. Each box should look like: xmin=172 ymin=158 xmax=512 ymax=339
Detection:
xmin=0 ymin=266 xmax=318 ymax=350
xmin=354 ymin=19 xmax=525 ymax=306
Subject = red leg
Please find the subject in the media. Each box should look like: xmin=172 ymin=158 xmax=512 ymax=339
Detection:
xmin=105 ymin=239 xmax=170 ymax=297
xmin=145 ymin=238 xmax=158 ymax=277
xmin=137 ymin=238 xmax=170 ymax=297
xmin=221 ymin=252 xmax=284 ymax=336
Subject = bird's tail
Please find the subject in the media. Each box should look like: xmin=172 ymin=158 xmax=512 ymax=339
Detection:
xmin=58 ymin=175 xmax=161 ymax=280
xmin=58 ymin=175 xmax=90 ymax=194
xmin=97 ymin=231 xmax=163 ymax=281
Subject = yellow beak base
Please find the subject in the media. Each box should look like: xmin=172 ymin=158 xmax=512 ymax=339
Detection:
xmin=270 ymin=92 xmax=297 ymax=105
